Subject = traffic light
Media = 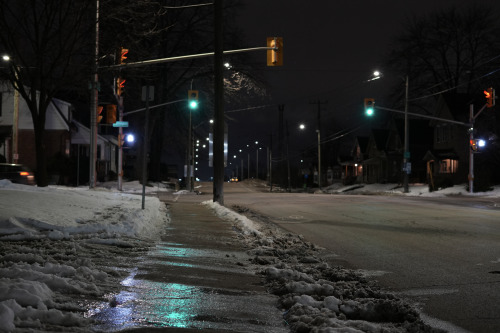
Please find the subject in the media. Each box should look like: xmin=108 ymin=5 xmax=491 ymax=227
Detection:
xmin=106 ymin=104 xmax=117 ymax=124
xmin=470 ymin=139 xmax=486 ymax=152
xmin=118 ymin=133 xmax=124 ymax=148
xmin=470 ymin=139 xmax=477 ymax=151
xmin=119 ymin=47 xmax=128 ymax=64
xmin=116 ymin=77 xmax=125 ymax=96
xmin=267 ymin=37 xmax=283 ymax=66
xmin=188 ymin=90 xmax=199 ymax=109
xmin=364 ymin=98 xmax=375 ymax=116
xmin=484 ymin=87 xmax=495 ymax=108
xmin=97 ymin=106 xmax=103 ymax=123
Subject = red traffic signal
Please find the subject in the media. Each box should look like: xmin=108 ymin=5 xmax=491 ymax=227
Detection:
xmin=470 ymin=139 xmax=478 ymax=151
xmin=484 ymin=87 xmax=495 ymax=108
xmin=116 ymin=77 xmax=125 ymax=96
xmin=119 ymin=47 xmax=128 ymax=64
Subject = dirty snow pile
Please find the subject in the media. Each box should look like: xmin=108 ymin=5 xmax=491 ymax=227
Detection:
xmin=0 ymin=180 xmax=169 ymax=332
xmin=204 ymin=201 xmax=444 ymax=333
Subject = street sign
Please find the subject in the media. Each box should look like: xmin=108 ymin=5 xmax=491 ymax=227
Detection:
xmin=113 ymin=121 xmax=129 ymax=128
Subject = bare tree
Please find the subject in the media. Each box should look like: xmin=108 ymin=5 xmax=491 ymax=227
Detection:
xmin=97 ymin=1 xmax=265 ymax=183
xmin=387 ymin=4 xmax=500 ymax=110
xmin=0 ymin=0 xmax=93 ymax=186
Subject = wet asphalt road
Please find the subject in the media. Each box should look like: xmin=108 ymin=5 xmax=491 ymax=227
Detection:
xmin=221 ymin=181 xmax=500 ymax=333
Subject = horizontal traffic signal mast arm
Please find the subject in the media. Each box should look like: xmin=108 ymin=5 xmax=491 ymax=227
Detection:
xmin=100 ymin=46 xmax=278 ymax=70
xmin=123 ymin=99 xmax=187 ymax=116
xmin=375 ymin=105 xmax=472 ymax=127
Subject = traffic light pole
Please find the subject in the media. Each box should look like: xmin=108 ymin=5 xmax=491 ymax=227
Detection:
xmin=375 ymin=106 xmax=471 ymax=127
xmin=89 ymin=0 xmax=99 ymax=189
xmin=117 ymin=96 xmax=124 ymax=191
xmin=374 ymin=104 xmax=490 ymax=194
xmin=100 ymin=46 xmax=277 ymax=70
xmin=100 ymin=38 xmax=281 ymax=205
xmin=469 ymin=105 xmax=474 ymax=194
xmin=403 ymin=76 xmax=409 ymax=193
xmin=468 ymin=103 xmax=488 ymax=194
xmin=213 ymin=0 xmax=224 ymax=204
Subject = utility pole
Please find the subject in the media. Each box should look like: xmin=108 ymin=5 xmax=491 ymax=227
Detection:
xmin=213 ymin=0 xmax=224 ymax=204
xmin=278 ymin=104 xmax=285 ymax=186
xmin=89 ymin=0 xmax=99 ymax=188
xmin=403 ymin=75 xmax=410 ymax=193
xmin=310 ymin=100 xmax=327 ymax=188
xmin=286 ymin=121 xmax=291 ymax=192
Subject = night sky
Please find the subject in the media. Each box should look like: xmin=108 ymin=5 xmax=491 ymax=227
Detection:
xmin=219 ymin=1 xmax=493 ymax=165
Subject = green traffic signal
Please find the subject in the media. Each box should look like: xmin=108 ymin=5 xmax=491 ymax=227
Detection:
xmin=364 ymin=98 xmax=375 ymax=116
xmin=189 ymin=100 xmax=198 ymax=109
xmin=188 ymin=89 xmax=199 ymax=110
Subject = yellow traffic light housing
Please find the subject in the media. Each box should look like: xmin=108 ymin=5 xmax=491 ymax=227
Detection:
xmin=97 ymin=106 xmax=103 ymax=123
xmin=364 ymin=98 xmax=375 ymax=116
xmin=116 ymin=77 xmax=125 ymax=96
xmin=106 ymin=104 xmax=117 ymax=124
xmin=484 ymin=87 xmax=495 ymax=108
xmin=188 ymin=90 xmax=199 ymax=109
xmin=119 ymin=47 xmax=128 ymax=64
xmin=267 ymin=37 xmax=283 ymax=66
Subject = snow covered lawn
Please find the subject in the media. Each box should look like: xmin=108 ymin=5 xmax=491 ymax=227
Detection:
xmin=1 ymin=179 xmax=497 ymax=332
xmin=0 ymin=180 xmax=169 ymax=332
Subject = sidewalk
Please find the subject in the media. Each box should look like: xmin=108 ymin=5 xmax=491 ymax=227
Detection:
xmin=120 ymin=192 xmax=287 ymax=332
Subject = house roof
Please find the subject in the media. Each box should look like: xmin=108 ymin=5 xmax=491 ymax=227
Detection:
xmin=371 ymin=129 xmax=391 ymax=150
xmin=431 ymin=93 xmax=475 ymax=125
xmin=355 ymin=136 xmax=369 ymax=153
xmin=423 ymin=149 xmax=460 ymax=161
xmin=71 ymin=120 xmax=116 ymax=146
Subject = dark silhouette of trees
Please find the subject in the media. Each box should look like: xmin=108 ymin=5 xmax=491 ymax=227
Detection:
xmin=386 ymin=4 xmax=500 ymax=187
xmin=387 ymin=4 xmax=500 ymax=110
xmin=0 ymin=0 xmax=93 ymax=186
xmin=0 ymin=0 xmax=264 ymax=185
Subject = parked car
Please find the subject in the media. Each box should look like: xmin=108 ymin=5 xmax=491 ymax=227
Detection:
xmin=0 ymin=163 xmax=36 ymax=185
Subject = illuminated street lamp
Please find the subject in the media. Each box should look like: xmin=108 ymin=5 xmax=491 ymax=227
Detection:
xmin=2 ymin=54 xmax=20 ymax=164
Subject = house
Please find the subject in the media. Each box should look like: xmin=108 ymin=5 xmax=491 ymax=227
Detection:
xmin=362 ymin=128 xmax=402 ymax=184
xmin=423 ymin=94 xmax=472 ymax=187
xmin=338 ymin=136 xmax=368 ymax=184
xmin=394 ymin=118 xmax=434 ymax=183
xmin=0 ymin=82 xmax=118 ymax=185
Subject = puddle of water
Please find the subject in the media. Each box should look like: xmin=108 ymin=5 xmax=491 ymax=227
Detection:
xmin=87 ymin=264 xmax=287 ymax=332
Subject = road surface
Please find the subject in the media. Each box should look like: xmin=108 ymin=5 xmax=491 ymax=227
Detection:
xmin=218 ymin=181 xmax=500 ymax=333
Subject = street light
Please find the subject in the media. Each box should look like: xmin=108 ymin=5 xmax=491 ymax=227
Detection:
xmin=2 ymin=55 xmax=20 ymax=164
xmin=370 ymin=70 xmax=410 ymax=193
xmin=299 ymin=122 xmax=321 ymax=187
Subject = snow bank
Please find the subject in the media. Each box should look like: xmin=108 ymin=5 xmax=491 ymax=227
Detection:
xmin=0 ymin=180 xmax=169 ymax=332
xmin=207 ymin=200 xmax=440 ymax=333
xmin=0 ymin=180 xmax=168 ymax=240
xmin=325 ymin=182 xmax=500 ymax=197
xmin=202 ymin=200 xmax=263 ymax=236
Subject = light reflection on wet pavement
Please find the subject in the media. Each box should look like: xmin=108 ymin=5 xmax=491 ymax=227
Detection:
xmin=87 ymin=201 xmax=288 ymax=332
xmin=89 ymin=247 xmax=286 ymax=332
